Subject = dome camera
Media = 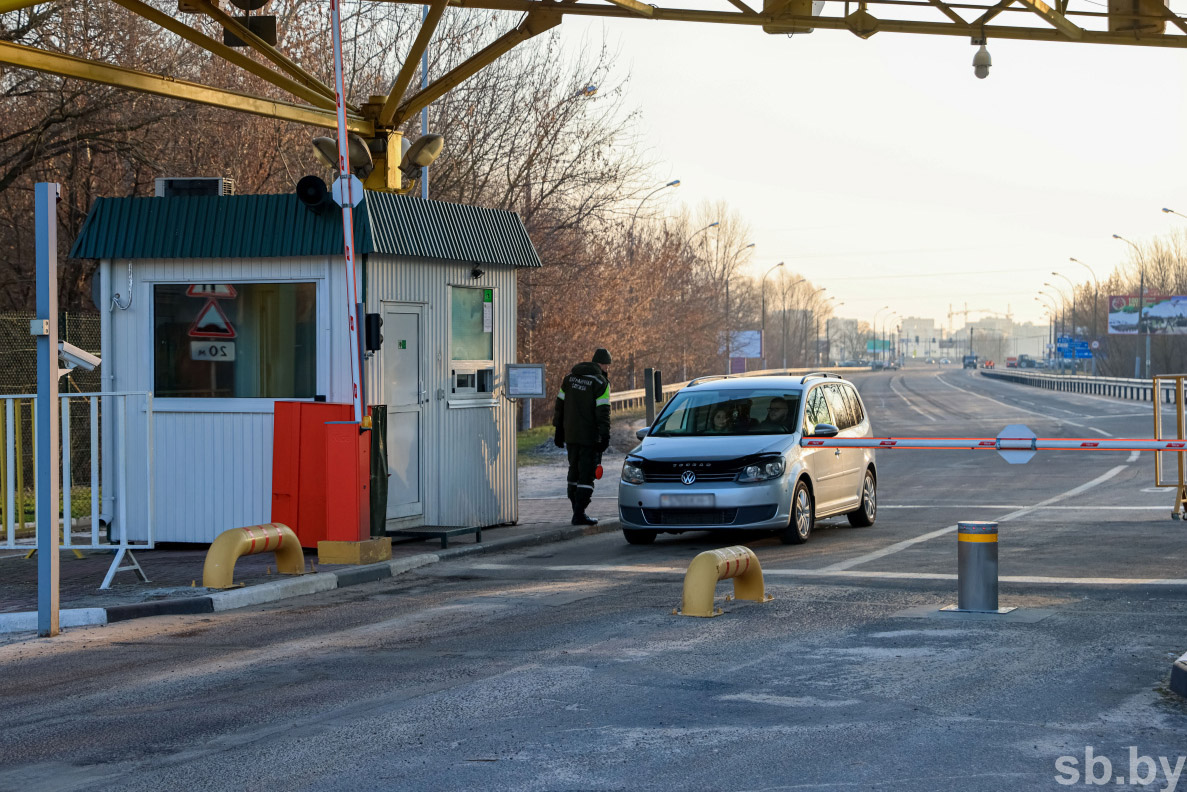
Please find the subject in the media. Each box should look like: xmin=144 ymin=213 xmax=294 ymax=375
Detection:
xmin=972 ymin=43 xmax=991 ymax=79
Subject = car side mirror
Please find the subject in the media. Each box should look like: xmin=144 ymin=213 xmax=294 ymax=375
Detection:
xmin=635 ymin=427 xmax=649 ymax=440
xmin=813 ymin=423 xmax=839 ymax=438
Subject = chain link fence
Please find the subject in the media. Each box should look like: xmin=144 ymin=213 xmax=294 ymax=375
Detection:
xmin=0 ymin=313 xmax=102 ymax=531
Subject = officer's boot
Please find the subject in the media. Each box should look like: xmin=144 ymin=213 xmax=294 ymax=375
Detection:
xmin=571 ymin=488 xmax=598 ymax=526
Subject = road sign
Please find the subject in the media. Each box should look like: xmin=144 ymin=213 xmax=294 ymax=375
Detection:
xmin=331 ymin=174 xmax=365 ymax=207
xmin=190 ymin=341 xmax=235 ymax=361
xmin=1091 ymin=340 xmax=1100 ymax=350
xmin=185 ymin=284 xmax=237 ymax=299
xmin=188 ymin=300 xmax=236 ymax=338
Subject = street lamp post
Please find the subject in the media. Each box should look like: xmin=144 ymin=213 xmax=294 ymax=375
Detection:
xmin=1043 ymin=282 xmax=1070 ymax=373
xmin=802 ymin=287 xmax=826 ymax=367
xmin=628 ymin=179 xmax=680 ymax=266
xmin=1051 ymin=271 xmax=1077 ymax=374
xmin=1113 ymin=233 xmax=1148 ymax=378
xmin=1036 ymin=294 xmax=1058 ymax=365
xmin=760 ymin=262 xmax=784 ymax=370
xmin=872 ymin=305 xmax=890 ymax=364
xmin=723 ymin=242 xmax=755 ymax=374
xmin=1069 ymin=257 xmax=1099 ymax=375
xmin=780 ymin=276 xmax=805 ymax=369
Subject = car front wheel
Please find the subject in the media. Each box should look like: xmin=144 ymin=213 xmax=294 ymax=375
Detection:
xmin=623 ymin=528 xmax=657 ymax=545
xmin=847 ymin=469 xmax=877 ymax=527
xmin=779 ymin=480 xmax=814 ymax=545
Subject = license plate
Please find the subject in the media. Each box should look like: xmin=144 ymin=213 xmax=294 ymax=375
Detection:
xmin=660 ymin=494 xmax=715 ymax=508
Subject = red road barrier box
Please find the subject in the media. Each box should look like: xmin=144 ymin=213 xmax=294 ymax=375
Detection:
xmin=272 ymin=402 xmax=370 ymax=548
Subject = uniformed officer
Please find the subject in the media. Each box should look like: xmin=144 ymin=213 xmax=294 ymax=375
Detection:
xmin=553 ymin=348 xmax=612 ymax=525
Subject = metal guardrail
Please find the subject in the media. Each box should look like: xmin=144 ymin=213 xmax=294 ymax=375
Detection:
xmin=980 ymin=370 xmax=1180 ymax=403
xmin=609 ymin=367 xmax=866 ymax=411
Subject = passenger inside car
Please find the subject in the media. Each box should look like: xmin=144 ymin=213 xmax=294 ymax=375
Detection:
xmin=757 ymin=397 xmax=791 ymax=433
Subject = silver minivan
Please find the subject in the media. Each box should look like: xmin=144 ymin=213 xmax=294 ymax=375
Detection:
xmin=618 ymin=373 xmax=877 ymax=545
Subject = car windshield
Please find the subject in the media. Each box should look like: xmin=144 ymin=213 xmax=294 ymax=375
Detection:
xmin=650 ymin=389 xmax=803 ymax=436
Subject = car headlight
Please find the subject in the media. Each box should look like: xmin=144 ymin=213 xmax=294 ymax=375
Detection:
xmin=622 ymin=462 xmax=645 ymax=485
xmin=737 ymin=458 xmax=785 ymax=483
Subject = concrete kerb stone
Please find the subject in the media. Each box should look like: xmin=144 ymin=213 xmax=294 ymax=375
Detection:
xmin=1171 ymin=651 xmax=1187 ymax=698
xmin=0 ymin=608 xmax=108 ymax=633
xmin=0 ymin=520 xmax=622 ymax=634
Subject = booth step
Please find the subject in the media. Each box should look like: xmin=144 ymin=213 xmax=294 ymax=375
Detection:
xmin=387 ymin=526 xmax=482 ymax=549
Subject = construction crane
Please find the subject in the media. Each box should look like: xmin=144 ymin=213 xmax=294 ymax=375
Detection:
xmin=947 ymin=304 xmax=1014 ymax=334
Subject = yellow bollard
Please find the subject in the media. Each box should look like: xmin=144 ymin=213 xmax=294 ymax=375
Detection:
xmin=202 ymin=523 xmax=305 ymax=589
xmin=678 ymin=545 xmax=772 ymax=617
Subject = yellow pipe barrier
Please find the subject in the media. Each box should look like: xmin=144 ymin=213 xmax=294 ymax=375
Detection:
xmin=202 ymin=523 xmax=305 ymax=589
xmin=678 ymin=545 xmax=772 ymax=617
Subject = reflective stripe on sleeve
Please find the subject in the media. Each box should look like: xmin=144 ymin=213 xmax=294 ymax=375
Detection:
xmin=595 ymin=383 xmax=610 ymax=406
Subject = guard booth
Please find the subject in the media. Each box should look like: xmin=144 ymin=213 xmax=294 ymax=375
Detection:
xmin=71 ymin=189 xmax=540 ymax=543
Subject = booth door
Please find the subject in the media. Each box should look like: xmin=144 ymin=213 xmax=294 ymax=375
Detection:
xmin=383 ymin=305 xmax=424 ymax=519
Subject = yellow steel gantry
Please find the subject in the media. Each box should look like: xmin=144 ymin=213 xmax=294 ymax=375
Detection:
xmin=2 ymin=0 xmax=1186 ymax=190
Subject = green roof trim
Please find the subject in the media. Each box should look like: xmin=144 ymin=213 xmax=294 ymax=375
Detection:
xmin=70 ymin=191 xmax=541 ymax=268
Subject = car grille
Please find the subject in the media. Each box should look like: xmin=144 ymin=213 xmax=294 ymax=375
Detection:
xmin=624 ymin=504 xmax=778 ymax=527
xmin=643 ymin=472 xmax=737 ymax=483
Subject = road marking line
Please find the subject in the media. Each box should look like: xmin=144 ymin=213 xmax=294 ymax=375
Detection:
xmin=819 ymin=464 xmax=1127 ymax=572
xmin=1087 ymin=426 xmax=1113 ymax=437
xmin=935 ymin=374 xmax=1084 ymax=428
xmin=1128 ymin=450 xmax=1141 ymax=462
xmin=888 ymin=377 xmax=937 ymax=423
xmin=466 ymin=563 xmax=1187 ymax=587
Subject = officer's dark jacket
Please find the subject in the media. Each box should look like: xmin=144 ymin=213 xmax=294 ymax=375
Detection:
xmin=553 ymin=361 xmax=611 ymax=446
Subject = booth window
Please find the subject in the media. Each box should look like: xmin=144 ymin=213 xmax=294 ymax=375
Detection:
xmin=153 ymin=282 xmax=317 ymax=398
xmin=450 ymin=286 xmax=495 ymax=397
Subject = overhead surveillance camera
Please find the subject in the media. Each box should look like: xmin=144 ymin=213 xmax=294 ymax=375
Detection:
xmin=400 ymin=134 xmax=445 ymax=180
xmin=972 ymin=43 xmax=991 ymax=79
xmin=58 ymin=341 xmax=100 ymax=371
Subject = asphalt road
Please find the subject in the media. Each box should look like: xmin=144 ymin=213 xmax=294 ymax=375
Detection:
xmin=2 ymin=367 xmax=1186 ymax=792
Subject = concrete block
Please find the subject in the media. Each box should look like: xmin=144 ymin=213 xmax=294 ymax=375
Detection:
xmin=317 ymin=537 xmax=392 ymax=566
xmin=209 ymin=574 xmax=338 ymax=612
xmin=0 ymin=608 xmax=107 ymax=634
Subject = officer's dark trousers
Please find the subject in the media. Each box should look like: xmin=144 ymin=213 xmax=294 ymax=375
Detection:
xmin=566 ymin=444 xmax=598 ymax=515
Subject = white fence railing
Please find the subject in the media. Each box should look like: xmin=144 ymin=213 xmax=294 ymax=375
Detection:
xmin=2 ymin=391 xmax=153 ymax=588
xmin=980 ymin=370 xmax=1179 ymax=403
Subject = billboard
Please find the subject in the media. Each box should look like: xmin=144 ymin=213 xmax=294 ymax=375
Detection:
xmin=1108 ymin=295 xmax=1187 ymax=335
xmin=719 ymin=330 xmax=763 ymax=358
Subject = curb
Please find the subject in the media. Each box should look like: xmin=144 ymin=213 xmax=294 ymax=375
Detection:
xmin=1171 ymin=651 xmax=1187 ymax=698
xmin=0 ymin=519 xmax=620 ymax=635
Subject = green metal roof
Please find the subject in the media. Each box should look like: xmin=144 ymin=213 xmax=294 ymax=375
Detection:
xmin=70 ymin=191 xmax=541 ymax=268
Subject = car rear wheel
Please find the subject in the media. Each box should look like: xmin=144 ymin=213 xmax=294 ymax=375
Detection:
xmin=779 ymin=480 xmax=814 ymax=545
xmin=623 ymin=528 xmax=657 ymax=545
xmin=847 ymin=469 xmax=877 ymax=527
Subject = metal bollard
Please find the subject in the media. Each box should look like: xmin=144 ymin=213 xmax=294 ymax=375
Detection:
xmin=957 ymin=521 xmax=998 ymax=612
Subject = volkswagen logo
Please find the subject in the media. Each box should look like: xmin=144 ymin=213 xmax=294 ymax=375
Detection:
xmin=681 ymin=470 xmax=696 ymax=485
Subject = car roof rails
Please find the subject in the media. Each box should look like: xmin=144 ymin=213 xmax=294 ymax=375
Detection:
xmin=798 ymin=372 xmax=845 ymax=384
xmin=687 ymin=375 xmax=732 ymax=387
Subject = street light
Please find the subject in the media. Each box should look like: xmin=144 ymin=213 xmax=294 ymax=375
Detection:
xmin=1051 ymin=271 xmax=1079 ymax=374
xmin=1113 ymin=232 xmax=1149 ymax=378
xmin=723 ymin=242 xmax=755 ymax=373
xmin=872 ymin=305 xmax=890 ymax=363
xmin=1069 ymin=256 xmax=1100 ymax=347
xmin=804 ymin=287 xmax=826 ymax=366
xmin=628 ymin=179 xmax=680 ymax=265
xmin=779 ymin=275 xmax=806 ymax=369
xmin=760 ymin=262 xmax=784 ymax=369
xmin=1163 ymin=207 xmax=1187 ymax=221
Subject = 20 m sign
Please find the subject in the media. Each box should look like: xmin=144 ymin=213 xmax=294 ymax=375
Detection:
xmin=190 ymin=342 xmax=236 ymax=362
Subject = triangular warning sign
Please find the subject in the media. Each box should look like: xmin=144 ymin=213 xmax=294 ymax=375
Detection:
xmin=186 ymin=284 xmax=237 ymax=299
xmin=188 ymin=299 xmax=236 ymax=338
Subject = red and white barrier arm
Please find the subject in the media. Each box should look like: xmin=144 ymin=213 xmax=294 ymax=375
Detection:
xmin=802 ymin=437 xmax=1187 ymax=452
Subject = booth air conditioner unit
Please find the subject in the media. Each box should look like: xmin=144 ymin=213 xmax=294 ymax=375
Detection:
xmin=154 ymin=177 xmax=237 ymax=198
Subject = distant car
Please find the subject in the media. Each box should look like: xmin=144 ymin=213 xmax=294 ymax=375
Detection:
xmin=940 ymin=358 xmax=950 ymax=365
xmin=884 ymin=360 xmax=899 ymax=371
xmin=962 ymin=355 xmax=978 ymax=369
xmin=619 ymin=373 xmax=878 ymax=546
xmin=981 ymin=360 xmax=995 ymax=369
xmin=870 ymin=360 xmax=885 ymax=371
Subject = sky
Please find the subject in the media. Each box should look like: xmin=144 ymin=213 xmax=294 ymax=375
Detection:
xmin=554 ymin=5 xmax=1187 ymax=331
